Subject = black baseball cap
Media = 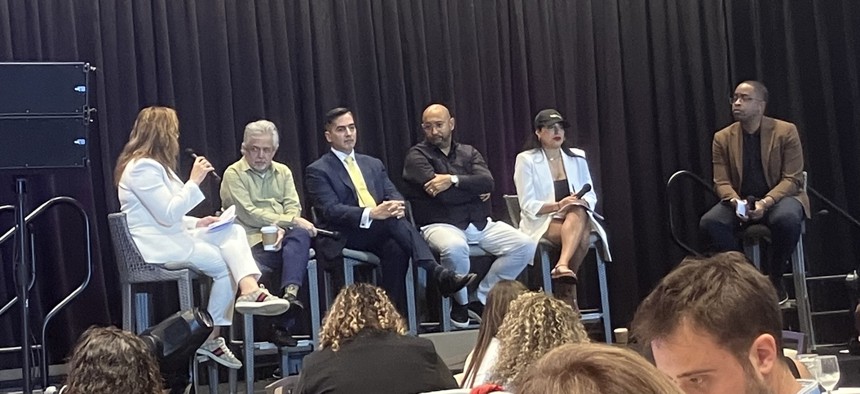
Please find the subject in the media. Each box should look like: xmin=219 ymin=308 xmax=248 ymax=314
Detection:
xmin=534 ymin=109 xmax=570 ymax=129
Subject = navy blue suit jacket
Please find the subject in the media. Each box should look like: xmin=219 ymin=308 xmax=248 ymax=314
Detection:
xmin=305 ymin=151 xmax=402 ymax=231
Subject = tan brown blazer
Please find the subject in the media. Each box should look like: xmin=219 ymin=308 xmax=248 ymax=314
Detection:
xmin=712 ymin=116 xmax=810 ymax=218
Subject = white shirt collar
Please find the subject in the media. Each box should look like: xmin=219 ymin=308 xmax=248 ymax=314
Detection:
xmin=331 ymin=148 xmax=356 ymax=164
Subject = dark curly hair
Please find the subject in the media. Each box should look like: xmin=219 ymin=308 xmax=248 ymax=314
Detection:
xmin=63 ymin=326 xmax=163 ymax=394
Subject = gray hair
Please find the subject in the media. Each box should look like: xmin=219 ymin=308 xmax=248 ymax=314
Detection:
xmin=242 ymin=120 xmax=280 ymax=149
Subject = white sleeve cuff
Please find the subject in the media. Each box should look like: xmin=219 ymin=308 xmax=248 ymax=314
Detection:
xmin=359 ymin=208 xmax=373 ymax=228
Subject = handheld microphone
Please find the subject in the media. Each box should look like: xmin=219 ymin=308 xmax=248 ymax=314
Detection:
xmin=746 ymin=195 xmax=757 ymax=209
xmin=315 ymin=228 xmax=340 ymax=239
xmin=184 ymin=148 xmax=221 ymax=180
xmin=573 ymin=183 xmax=592 ymax=199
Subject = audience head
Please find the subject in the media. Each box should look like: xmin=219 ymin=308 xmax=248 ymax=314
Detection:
xmin=241 ymin=120 xmax=279 ymax=172
xmin=461 ymin=280 xmax=528 ymax=387
xmin=491 ymin=291 xmax=590 ymax=389
xmin=319 ymin=283 xmax=407 ymax=351
xmin=323 ymin=107 xmax=357 ymax=154
xmin=731 ymin=80 xmax=768 ymax=123
xmin=421 ymin=104 xmax=455 ymax=150
xmin=517 ymin=342 xmax=684 ymax=394
xmin=114 ymin=106 xmax=180 ymax=185
xmin=632 ymin=251 xmax=786 ymax=394
xmin=63 ymin=326 xmax=163 ymax=394
xmin=524 ymin=108 xmax=577 ymax=155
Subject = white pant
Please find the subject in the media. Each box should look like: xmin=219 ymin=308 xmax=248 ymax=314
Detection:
xmin=187 ymin=224 xmax=261 ymax=326
xmin=422 ymin=220 xmax=536 ymax=305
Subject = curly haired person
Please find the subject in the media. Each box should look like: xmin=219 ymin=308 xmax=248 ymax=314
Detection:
xmin=294 ymin=283 xmax=457 ymax=394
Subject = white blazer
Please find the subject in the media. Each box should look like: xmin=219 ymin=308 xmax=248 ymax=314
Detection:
xmin=118 ymin=158 xmax=205 ymax=263
xmin=513 ymin=148 xmax=611 ymax=261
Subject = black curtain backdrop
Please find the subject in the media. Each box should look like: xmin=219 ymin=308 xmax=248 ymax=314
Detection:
xmin=0 ymin=0 xmax=859 ymax=367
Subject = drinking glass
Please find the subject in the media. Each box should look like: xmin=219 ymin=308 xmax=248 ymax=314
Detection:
xmin=817 ymin=355 xmax=841 ymax=393
xmin=796 ymin=354 xmax=820 ymax=379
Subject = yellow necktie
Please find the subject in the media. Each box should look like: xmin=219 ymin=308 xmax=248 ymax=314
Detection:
xmin=345 ymin=156 xmax=377 ymax=208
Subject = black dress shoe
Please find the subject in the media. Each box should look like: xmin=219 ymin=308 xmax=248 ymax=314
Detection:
xmin=271 ymin=327 xmax=298 ymax=348
xmin=849 ymin=336 xmax=860 ymax=356
xmin=436 ymin=269 xmax=476 ymax=297
xmin=283 ymin=292 xmax=305 ymax=310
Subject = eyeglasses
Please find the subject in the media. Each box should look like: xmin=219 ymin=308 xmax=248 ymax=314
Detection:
xmin=728 ymin=94 xmax=763 ymax=105
xmin=540 ymin=123 xmax=565 ymax=132
xmin=247 ymin=146 xmax=274 ymax=155
xmin=421 ymin=121 xmax=447 ymax=132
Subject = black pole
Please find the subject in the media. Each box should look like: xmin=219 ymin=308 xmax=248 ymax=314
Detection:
xmin=15 ymin=178 xmax=31 ymax=393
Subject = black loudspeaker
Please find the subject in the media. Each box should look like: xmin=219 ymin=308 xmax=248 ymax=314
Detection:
xmin=0 ymin=63 xmax=89 ymax=115
xmin=0 ymin=117 xmax=89 ymax=168
xmin=140 ymin=308 xmax=214 ymax=372
xmin=0 ymin=62 xmax=93 ymax=169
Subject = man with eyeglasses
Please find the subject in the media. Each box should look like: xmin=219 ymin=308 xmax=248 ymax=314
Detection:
xmin=403 ymin=104 xmax=536 ymax=328
xmin=699 ymin=81 xmax=809 ymax=303
xmin=221 ymin=119 xmax=316 ymax=347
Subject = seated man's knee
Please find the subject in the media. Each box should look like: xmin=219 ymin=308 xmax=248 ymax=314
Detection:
xmin=436 ymin=240 xmax=470 ymax=260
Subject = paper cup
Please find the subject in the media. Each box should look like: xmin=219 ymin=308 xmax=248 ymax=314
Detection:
xmin=261 ymin=226 xmax=278 ymax=251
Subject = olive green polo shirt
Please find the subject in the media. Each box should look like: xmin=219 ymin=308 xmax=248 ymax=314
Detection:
xmin=220 ymin=158 xmax=302 ymax=246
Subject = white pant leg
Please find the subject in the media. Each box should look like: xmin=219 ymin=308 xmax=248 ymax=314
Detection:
xmin=187 ymin=240 xmax=236 ymax=326
xmin=474 ymin=220 xmax=537 ymax=304
xmin=211 ymin=224 xmax=262 ymax=282
xmin=188 ymin=224 xmax=262 ymax=326
xmin=421 ymin=223 xmax=470 ymax=305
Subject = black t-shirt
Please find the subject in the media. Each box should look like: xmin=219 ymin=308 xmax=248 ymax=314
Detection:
xmin=740 ymin=129 xmax=769 ymax=198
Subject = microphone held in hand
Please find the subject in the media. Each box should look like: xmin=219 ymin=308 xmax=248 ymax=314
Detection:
xmin=573 ymin=183 xmax=592 ymax=199
xmin=746 ymin=195 xmax=757 ymax=209
xmin=315 ymin=228 xmax=340 ymax=239
xmin=184 ymin=148 xmax=221 ymax=181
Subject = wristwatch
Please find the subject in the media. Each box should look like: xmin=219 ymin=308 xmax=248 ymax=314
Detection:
xmin=450 ymin=175 xmax=459 ymax=186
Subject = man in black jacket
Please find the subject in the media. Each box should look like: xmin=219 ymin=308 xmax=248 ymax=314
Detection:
xmin=403 ymin=104 xmax=536 ymax=328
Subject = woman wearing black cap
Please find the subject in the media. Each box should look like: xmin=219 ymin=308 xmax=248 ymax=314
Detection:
xmin=512 ymin=109 xmax=610 ymax=298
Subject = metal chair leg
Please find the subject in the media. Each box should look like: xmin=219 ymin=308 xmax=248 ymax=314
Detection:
xmin=307 ymin=259 xmax=321 ymax=347
xmin=596 ymin=253 xmax=612 ymax=343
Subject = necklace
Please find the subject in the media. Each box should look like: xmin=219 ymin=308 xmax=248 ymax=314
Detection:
xmin=546 ymin=151 xmax=562 ymax=161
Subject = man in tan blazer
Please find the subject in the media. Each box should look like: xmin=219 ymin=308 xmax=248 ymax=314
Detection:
xmin=700 ymin=81 xmax=808 ymax=303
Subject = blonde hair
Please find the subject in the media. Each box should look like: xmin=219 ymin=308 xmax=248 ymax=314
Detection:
xmin=318 ymin=283 xmax=407 ymax=351
xmin=114 ymin=106 xmax=181 ymax=185
xmin=517 ymin=343 xmax=683 ymax=394
xmin=490 ymin=292 xmax=590 ymax=388
xmin=462 ymin=280 xmax=528 ymax=387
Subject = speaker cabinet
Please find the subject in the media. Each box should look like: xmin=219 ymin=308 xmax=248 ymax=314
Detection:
xmin=0 ymin=117 xmax=88 ymax=168
xmin=0 ymin=63 xmax=90 ymax=116
xmin=0 ymin=62 xmax=92 ymax=169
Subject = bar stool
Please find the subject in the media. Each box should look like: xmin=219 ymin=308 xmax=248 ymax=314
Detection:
xmin=233 ymin=253 xmax=322 ymax=394
xmin=311 ymin=207 xmax=418 ymax=334
xmin=107 ymin=212 xmax=229 ymax=394
xmin=322 ymin=249 xmax=418 ymax=334
xmin=503 ymin=195 xmax=613 ymax=343
xmin=741 ymin=222 xmax=813 ymax=348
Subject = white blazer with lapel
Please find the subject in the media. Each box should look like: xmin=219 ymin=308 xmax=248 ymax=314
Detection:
xmin=513 ymin=148 xmax=611 ymax=261
xmin=118 ymin=158 xmax=205 ymax=263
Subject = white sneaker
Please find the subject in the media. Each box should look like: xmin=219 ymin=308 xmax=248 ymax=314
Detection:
xmin=196 ymin=337 xmax=242 ymax=369
xmin=235 ymin=286 xmax=290 ymax=316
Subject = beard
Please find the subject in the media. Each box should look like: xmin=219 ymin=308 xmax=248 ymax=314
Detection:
xmin=742 ymin=360 xmax=774 ymax=394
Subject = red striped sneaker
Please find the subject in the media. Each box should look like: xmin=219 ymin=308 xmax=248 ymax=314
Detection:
xmin=235 ymin=286 xmax=290 ymax=316
xmin=196 ymin=337 xmax=241 ymax=369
